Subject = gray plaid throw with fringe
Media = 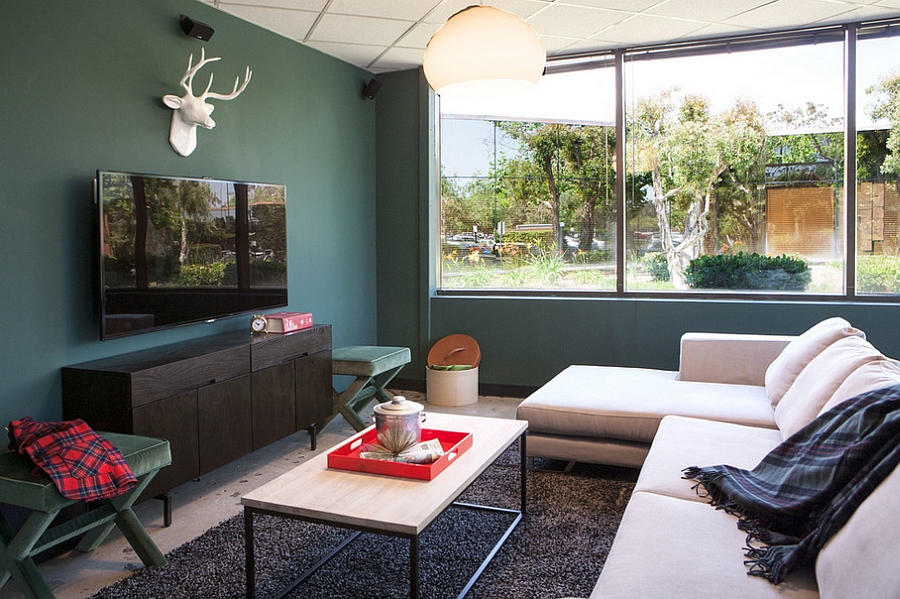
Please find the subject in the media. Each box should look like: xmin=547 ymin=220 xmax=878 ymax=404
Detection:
xmin=684 ymin=383 xmax=900 ymax=584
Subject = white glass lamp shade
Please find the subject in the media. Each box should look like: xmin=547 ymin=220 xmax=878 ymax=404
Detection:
xmin=423 ymin=5 xmax=546 ymax=97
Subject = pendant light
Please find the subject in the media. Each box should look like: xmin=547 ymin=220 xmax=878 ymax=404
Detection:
xmin=423 ymin=5 xmax=546 ymax=97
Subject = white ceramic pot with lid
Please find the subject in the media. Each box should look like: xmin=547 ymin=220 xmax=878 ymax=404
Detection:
xmin=373 ymin=396 xmax=426 ymax=454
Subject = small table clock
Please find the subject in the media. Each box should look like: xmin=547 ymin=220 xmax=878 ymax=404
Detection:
xmin=250 ymin=314 xmax=268 ymax=334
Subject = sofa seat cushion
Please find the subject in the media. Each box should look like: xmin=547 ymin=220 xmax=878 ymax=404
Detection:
xmin=517 ymin=365 xmax=775 ymax=445
xmin=633 ymin=416 xmax=782 ymax=502
xmin=590 ymin=491 xmax=819 ymax=599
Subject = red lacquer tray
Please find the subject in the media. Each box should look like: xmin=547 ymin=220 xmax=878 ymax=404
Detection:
xmin=327 ymin=428 xmax=473 ymax=480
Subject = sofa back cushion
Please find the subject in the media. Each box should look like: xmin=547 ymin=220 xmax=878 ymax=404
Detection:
xmin=818 ymin=358 xmax=900 ymax=415
xmin=774 ymin=336 xmax=883 ymax=439
xmin=816 ymin=460 xmax=900 ymax=599
xmin=765 ymin=317 xmax=864 ymax=408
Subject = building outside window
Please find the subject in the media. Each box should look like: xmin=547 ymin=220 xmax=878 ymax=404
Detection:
xmin=437 ymin=21 xmax=900 ymax=299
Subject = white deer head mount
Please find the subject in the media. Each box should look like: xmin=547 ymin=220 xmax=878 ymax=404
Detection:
xmin=162 ymin=48 xmax=252 ymax=157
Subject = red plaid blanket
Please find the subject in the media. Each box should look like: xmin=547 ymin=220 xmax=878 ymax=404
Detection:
xmin=7 ymin=417 xmax=137 ymax=501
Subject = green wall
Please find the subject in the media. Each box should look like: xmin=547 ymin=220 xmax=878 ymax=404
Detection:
xmin=375 ymin=70 xmax=900 ymax=390
xmin=0 ymin=0 xmax=378 ymax=421
xmin=375 ymin=70 xmax=434 ymax=379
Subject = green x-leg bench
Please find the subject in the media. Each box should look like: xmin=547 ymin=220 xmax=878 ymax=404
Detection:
xmin=332 ymin=346 xmax=411 ymax=431
xmin=0 ymin=432 xmax=171 ymax=599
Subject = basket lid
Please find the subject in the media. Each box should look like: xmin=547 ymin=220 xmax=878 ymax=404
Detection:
xmin=427 ymin=334 xmax=481 ymax=368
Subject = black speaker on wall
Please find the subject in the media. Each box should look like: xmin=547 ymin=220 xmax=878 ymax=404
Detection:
xmin=362 ymin=78 xmax=382 ymax=100
xmin=180 ymin=15 xmax=214 ymax=41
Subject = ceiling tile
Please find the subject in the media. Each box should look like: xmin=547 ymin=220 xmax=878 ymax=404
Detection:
xmin=593 ymin=14 xmax=708 ymax=45
xmin=541 ymin=35 xmax=585 ymax=54
xmin=395 ymin=22 xmax=443 ymax=49
xmin=219 ymin=0 xmax=327 ymax=10
xmin=527 ymin=3 xmax=631 ymax=38
xmin=821 ymin=4 xmax=900 ymax=22
xmin=559 ymin=0 xmax=664 ymax=11
xmin=328 ymin=0 xmax=438 ymax=22
xmin=423 ymin=0 xmax=477 ymax=24
xmin=370 ymin=46 xmax=427 ymax=71
xmin=304 ymin=41 xmax=385 ymax=69
xmin=723 ymin=0 xmax=858 ymax=29
xmin=555 ymin=38 xmax=620 ymax=55
xmin=646 ymin=0 xmax=772 ymax=22
xmin=675 ymin=21 xmax=764 ymax=42
xmin=216 ymin=5 xmax=319 ymax=41
xmin=492 ymin=0 xmax=556 ymax=20
xmin=309 ymin=13 xmax=413 ymax=46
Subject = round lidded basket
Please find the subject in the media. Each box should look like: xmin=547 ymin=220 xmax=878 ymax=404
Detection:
xmin=427 ymin=334 xmax=481 ymax=369
xmin=426 ymin=334 xmax=480 ymax=407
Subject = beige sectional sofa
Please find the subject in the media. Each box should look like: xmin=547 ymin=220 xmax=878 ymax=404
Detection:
xmin=517 ymin=318 xmax=900 ymax=598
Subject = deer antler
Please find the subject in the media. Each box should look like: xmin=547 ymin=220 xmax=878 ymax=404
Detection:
xmin=179 ymin=47 xmax=222 ymax=96
xmin=203 ymin=66 xmax=253 ymax=101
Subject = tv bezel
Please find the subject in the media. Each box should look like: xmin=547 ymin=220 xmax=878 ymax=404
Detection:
xmin=95 ymin=170 xmax=289 ymax=340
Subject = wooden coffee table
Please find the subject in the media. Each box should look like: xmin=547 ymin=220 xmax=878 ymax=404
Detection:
xmin=241 ymin=412 xmax=527 ymax=599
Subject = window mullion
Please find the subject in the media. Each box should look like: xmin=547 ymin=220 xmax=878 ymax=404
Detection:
xmin=615 ymin=49 xmax=626 ymax=295
xmin=845 ymin=24 xmax=858 ymax=298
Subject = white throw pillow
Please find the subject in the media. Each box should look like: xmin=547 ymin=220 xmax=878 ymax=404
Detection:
xmin=774 ymin=336 xmax=882 ymax=439
xmin=765 ymin=317 xmax=864 ymax=408
xmin=818 ymin=358 xmax=900 ymax=415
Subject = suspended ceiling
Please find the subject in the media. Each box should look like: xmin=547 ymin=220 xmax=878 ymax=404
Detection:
xmin=200 ymin=0 xmax=900 ymax=73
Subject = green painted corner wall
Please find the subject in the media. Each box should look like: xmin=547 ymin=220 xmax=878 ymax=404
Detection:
xmin=375 ymin=69 xmax=431 ymax=378
xmin=374 ymin=72 xmax=900 ymax=390
xmin=0 ymin=0 xmax=378 ymax=421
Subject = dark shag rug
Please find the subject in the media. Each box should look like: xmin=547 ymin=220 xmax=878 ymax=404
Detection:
xmin=88 ymin=450 xmax=636 ymax=599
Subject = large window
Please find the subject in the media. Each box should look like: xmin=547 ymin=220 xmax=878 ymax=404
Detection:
xmin=438 ymin=21 xmax=900 ymax=299
xmin=857 ymin=31 xmax=900 ymax=295
xmin=440 ymin=67 xmax=616 ymax=291
xmin=624 ymin=41 xmax=844 ymax=293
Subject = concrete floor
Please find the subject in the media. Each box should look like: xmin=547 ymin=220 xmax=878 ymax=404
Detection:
xmin=1 ymin=392 xmax=521 ymax=599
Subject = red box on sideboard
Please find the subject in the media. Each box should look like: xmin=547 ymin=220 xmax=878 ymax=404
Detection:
xmin=264 ymin=312 xmax=313 ymax=333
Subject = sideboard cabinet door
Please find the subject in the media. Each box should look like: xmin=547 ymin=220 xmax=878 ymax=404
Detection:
xmin=132 ymin=390 xmax=200 ymax=500
xmin=296 ymin=349 xmax=333 ymax=430
xmin=198 ymin=375 xmax=253 ymax=474
xmin=250 ymin=362 xmax=296 ymax=450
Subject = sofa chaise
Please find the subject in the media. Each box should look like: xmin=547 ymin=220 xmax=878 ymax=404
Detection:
xmin=517 ymin=317 xmax=900 ymax=598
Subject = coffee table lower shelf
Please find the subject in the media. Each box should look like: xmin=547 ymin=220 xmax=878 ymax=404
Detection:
xmin=244 ymin=431 xmax=526 ymax=599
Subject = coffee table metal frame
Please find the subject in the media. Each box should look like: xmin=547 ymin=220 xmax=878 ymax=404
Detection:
xmin=244 ymin=424 xmax=526 ymax=599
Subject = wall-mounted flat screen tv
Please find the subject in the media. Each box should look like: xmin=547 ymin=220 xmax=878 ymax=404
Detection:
xmin=96 ymin=170 xmax=288 ymax=339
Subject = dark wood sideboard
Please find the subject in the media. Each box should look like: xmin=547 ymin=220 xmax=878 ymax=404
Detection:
xmin=62 ymin=325 xmax=332 ymax=500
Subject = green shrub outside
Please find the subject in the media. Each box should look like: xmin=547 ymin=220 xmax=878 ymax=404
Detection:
xmin=501 ymin=230 xmax=553 ymax=249
xmin=641 ymin=252 xmax=670 ymax=282
xmin=856 ymin=254 xmax=900 ymax=293
xmin=685 ymin=252 xmax=811 ymax=291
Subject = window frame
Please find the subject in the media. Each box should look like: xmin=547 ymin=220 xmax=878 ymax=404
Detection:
xmin=435 ymin=19 xmax=900 ymax=303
